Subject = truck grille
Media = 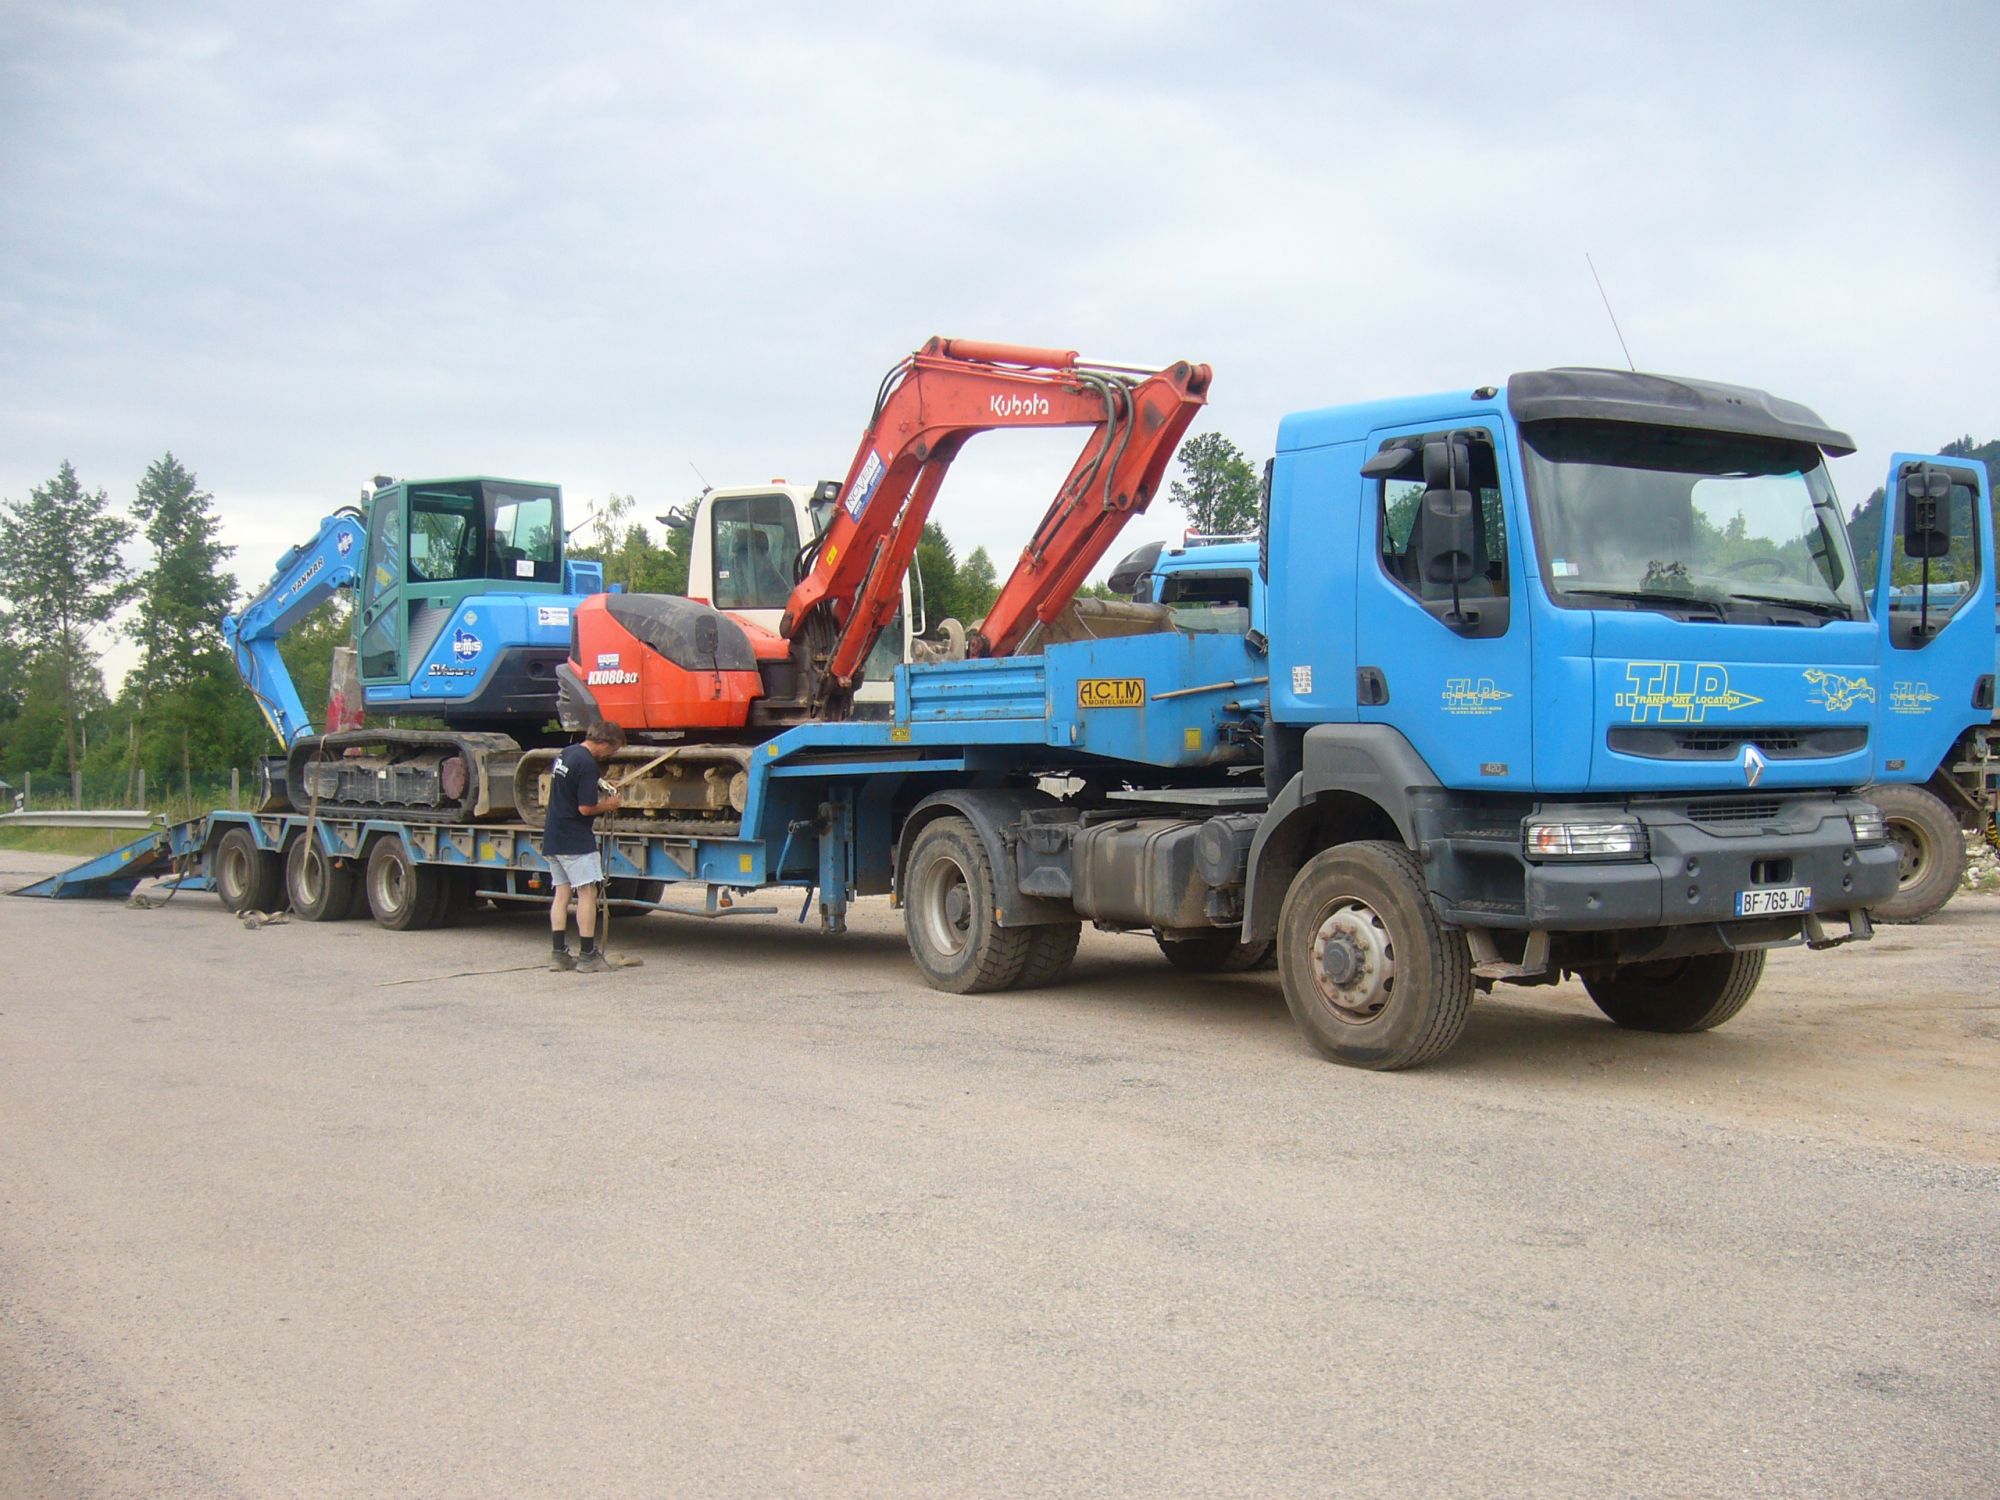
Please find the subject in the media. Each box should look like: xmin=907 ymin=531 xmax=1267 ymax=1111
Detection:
xmin=1608 ymin=725 xmax=1865 ymax=761
xmin=1684 ymin=798 xmax=1783 ymax=825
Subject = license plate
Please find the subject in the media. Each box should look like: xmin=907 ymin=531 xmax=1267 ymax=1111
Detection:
xmin=1736 ymin=885 xmax=1812 ymax=916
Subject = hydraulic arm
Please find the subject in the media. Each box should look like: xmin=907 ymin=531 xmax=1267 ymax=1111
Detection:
xmin=781 ymin=337 xmax=1211 ymax=712
xmin=221 ymin=508 xmax=368 ymax=745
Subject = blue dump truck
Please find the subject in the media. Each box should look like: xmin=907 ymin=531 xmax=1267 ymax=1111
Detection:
xmin=34 ymin=366 xmax=1992 ymax=1071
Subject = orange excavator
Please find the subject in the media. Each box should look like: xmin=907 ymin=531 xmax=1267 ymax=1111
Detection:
xmin=519 ymin=337 xmax=1210 ymax=829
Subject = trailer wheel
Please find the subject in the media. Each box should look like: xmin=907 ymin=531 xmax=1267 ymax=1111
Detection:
xmin=430 ymin=868 xmax=473 ymax=927
xmin=902 ymin=816 xmax=1033 ymax=993
xmin=365 ymin=837 xmax=443 ymax=931
xmin=214 ymin=826 xmax=284 ymax=915
xmin=1869 ymin=783 xmax=1965 ymax=924
xmin=285 ymin=832 xmax=357 ymax=921
xmin=1155 ymin=931 xmax=1273 ymax=973
xmin=1013 ymin=922 xmax=1082 ymax=990
xmin=1275 ymin=840 xmax=1473 ymax=1070
xmin=1583 ymin=949 xmax=1765 ymax=1033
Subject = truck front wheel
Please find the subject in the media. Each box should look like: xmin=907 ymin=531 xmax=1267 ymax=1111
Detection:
xmin=1583 ymin=949 xmax=1765 ymax=1033
xmin=1869 ymin=783 xmax=1965 ymax=924
xmin=903 ymin=816 xmax=1034 ymax=993
xmin=1275 ymin=841 xmax=1474 ymax=1070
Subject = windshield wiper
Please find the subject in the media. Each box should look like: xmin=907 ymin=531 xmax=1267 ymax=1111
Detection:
xmin=1725 ymin=592 xmax=1858 ymax=620
xmin=1562 ymin=587 xmax=1725 ymax=619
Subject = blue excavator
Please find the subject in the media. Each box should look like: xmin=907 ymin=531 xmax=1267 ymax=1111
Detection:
xmin=224 ymin=475 xmax=602 ymax=820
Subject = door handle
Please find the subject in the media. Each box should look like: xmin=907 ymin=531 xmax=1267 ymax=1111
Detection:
xmin=1356 ymin=666 xmax=1390 ymax=706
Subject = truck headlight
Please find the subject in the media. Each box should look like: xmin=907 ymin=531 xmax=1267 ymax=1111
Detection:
xmin=1849 ymin=806 xmax=1888 ymax=845
xmin=1524 ymin=817 xmax=1649 ymax=859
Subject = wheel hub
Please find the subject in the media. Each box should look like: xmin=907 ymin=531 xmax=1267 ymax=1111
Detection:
xmin=1308 ymin=899 xmax=1396 ymax=1024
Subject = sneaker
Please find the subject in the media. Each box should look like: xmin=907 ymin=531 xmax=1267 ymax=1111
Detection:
xmin=548 ymin=948 xmax=576 ymax=972
xmin=574 ymin=950 xmax=611 ymax=974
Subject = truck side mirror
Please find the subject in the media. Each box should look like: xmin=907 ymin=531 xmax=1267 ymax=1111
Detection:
xmin=1360 ymin=446 xmax=1416 ymax=480
xmin=1418 ymin=437 xmax=1477 ymax=590
xmin=1901 ymin=465 xmax=1953 ymax=560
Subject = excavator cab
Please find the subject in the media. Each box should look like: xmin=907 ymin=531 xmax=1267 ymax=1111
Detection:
xmin=356 ymin=478 xmax=567 ymax=687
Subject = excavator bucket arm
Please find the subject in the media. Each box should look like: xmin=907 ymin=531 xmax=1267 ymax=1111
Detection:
xmin=780 ymin=337 xmax=1210 ymax=711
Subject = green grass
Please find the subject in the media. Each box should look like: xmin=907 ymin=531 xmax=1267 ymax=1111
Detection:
xmin=0 ymin=827 xmax=140 ymax=857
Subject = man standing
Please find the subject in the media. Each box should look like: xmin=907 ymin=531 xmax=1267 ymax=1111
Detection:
xmin=544 ymin=721 xmax=626 ymax=972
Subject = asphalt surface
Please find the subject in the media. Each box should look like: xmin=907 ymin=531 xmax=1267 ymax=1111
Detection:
xmin=2 ymin=850 xmax=1996 ymax=1498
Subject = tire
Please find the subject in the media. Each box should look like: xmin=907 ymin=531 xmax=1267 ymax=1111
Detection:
xmin=1155 ymin=930 xmax=1273 ymax=973
xmin=365 ymin=837 xmax=443 ymax=931
xmin=1869 ymin=783 xmax=1965 ymax=924
xmin=213 ymin=826 xmax=284 ymax=915
xmin=1275 ymin=840 xmax=1473 ymax=1070
xmin=430 ymin=867 xmax=473 ymax=928
xmin=902 ymin=816 xmax=1034 ymax=993
xmin=1583 ymin=948 xmax=1765 ymax=1033
xmin=285 ymin=831 xmax=358 ymax=921
xmin=1013 ymin=922 xmax=1082 ymax=989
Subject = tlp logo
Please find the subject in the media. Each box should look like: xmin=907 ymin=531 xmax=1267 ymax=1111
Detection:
xmin=452 ymin=628 xmax=482 ymax=661
xmin=1615 ymin=662 xmax=1763 ymax=723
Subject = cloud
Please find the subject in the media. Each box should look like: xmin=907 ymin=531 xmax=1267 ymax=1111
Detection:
xmin=1 ymin=1 xmax=1995 ymax=688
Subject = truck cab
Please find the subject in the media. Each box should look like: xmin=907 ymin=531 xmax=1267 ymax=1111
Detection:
xmin=1239 ymin=367 xmax=1901 ymax=1050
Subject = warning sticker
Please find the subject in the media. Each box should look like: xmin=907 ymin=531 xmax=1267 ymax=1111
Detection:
xmin=1077 ymin=678 xmax=1145 ymax=709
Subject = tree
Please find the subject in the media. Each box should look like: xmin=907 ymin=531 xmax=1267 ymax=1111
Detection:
xmin=567 ymin=493 xmax=691 ymax=596
xmin=1168 ymin=432 xmax=1261 ymax=536
xmin=125 ymin=454 xmax=242 ymax=794
xmin=914 ymin=521 xmax=960 ymax=627
xmin=0 ymin=462 xmax=135 ymax=775
xmin=955 ymin=546 xmax=999 ymax=622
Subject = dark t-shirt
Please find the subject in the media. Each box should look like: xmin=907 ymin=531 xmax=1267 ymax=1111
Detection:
xmin=542 ymin=742 xmax=603 ymax=856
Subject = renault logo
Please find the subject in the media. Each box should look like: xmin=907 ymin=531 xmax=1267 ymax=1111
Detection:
xmin=1741 ymin=744 xmax=1767 ymax=788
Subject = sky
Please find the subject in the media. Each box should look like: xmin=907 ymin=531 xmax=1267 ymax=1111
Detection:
xmin=3 ymin=0 xmax=1997 ymax=689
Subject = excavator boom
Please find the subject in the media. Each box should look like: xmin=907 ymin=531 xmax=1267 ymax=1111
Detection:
xmin=782 ymin=337 xmax=1211 ymax=708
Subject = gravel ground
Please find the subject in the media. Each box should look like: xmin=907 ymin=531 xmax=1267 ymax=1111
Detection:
xmin=2 ymin=850 xmax=1995 ymax=1499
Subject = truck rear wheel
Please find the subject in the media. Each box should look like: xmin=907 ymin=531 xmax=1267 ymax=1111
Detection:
xmin=214 ymin=826 xmax=284 ymax=916
xmin=902 ymin=816 xmax=1034 ymax=993
xmin=1014 ymin=922 xmax=1082 ymax=989
xmin=1155 ymin=930 xmax=1273 ymax=973
xmin=285 ymin=832 xmax=357 ymax=921
xmin=1275 ymin=841 xmax=1473 ymax=1070
xmin=365 ymin=837 xmax=443 ymax=931
xmin=1869 ymin=783 xmax=1964 ymax=924
xmin=1583 ymin=949 xmax=1764 ymax=1033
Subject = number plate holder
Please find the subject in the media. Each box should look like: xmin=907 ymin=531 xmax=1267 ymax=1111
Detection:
xmin=1735 ymin=885 xmax=1812 ymax=917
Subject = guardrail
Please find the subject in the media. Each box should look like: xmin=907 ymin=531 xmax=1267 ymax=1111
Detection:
xmin=0 ymin=809 xmax=164 ymax=830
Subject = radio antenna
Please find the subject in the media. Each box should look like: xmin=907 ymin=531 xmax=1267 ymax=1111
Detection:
xmin=1585 ymin=253 xmax=1637 ymax=372
xmin=687 ymin=459 xmax=713 ymax=496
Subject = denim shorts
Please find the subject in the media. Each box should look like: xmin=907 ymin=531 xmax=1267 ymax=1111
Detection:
xmin=546 ymin=851 xmax=604 ymax=889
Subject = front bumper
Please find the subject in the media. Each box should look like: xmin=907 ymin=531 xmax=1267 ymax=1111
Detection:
xmin=1420 ymin=792 xmax=1899 ymax=932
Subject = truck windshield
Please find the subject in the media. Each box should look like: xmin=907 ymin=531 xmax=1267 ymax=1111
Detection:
xmin=1519 ymin=421 xmax=1865 ymax=622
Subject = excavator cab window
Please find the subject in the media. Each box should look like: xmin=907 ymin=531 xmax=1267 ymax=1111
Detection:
xmin=711 ymin=492 xmax=800 ymax=610
xmin=488 ymin=486 xmax=561 ymax=584
xmin=408 ymin=485 xmax=483 ymax=584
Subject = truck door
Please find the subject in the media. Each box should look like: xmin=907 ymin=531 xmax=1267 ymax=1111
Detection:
xmin=1352 ymin=423 xmax=1534 ymax=789
xmin=1871 ymin=452 xmax=1995 ymax=780
xmin=357 ymin=489 xmax=406 ymax=684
